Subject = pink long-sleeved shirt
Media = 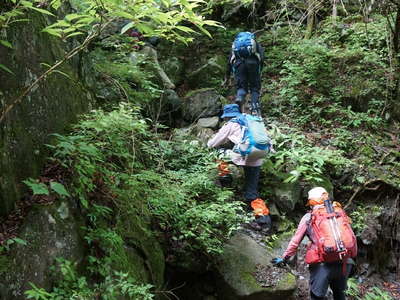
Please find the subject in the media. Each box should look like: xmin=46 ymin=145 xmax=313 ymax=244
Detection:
xmin=282 ymin=204 xmax=326 ymax=258
xmin=207 ymin=121 xmax=263 ymax=167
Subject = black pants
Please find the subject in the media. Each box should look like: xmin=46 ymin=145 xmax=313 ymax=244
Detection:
xmin=233 ymin=57 xmax=261 ymax=112
xmin=309 ymin=263 xmax=352 ymax=300
xmin=243 ymin=166 xmax=260 ymax=202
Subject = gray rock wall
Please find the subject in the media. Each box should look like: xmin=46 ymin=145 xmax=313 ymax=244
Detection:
xmin=0 ymin=10 xmax=94 ymax=216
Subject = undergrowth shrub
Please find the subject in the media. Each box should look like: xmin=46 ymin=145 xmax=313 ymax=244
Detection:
xmin=28 ymin=103 xmax=244 ymax=297
xmin=26 ymin=259 xmax=154 ymax=300
xmin=263 ymin=126 xmax=352 ymax=184
xmin=264 ymin=18 xmax=389 ymax=130
xmin=347 ymin=278 xmax=394 ymax=300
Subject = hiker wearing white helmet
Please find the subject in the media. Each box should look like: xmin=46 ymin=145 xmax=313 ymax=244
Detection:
xmin=271 ymin=187 xmax=357 ymax=300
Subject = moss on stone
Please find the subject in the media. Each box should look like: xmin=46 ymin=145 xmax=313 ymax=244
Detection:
xmin=184 ymin=87 xmax=216 ymax=99
xmin=0 ymin=10 xmax=94 ymax=216
xmin=276 ymin=272 xmax=296 ymax=291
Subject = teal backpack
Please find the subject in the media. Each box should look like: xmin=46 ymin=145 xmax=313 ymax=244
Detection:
xmin=231 ymin=114 xmax=271 ymax=159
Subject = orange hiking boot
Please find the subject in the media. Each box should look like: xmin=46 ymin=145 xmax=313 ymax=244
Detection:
xmin=250 ymin=198 xmax=271 ymax=231
xmin=250 ymin=198 xmax=269 ymax=216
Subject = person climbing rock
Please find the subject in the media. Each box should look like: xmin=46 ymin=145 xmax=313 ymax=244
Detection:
xmin=271 ymin=187 xmax=357 ymax=300
xmin=222 ymin=32 xmax=264 ymax=116
xmin=207 ymin=104 xmax=271 ymax=230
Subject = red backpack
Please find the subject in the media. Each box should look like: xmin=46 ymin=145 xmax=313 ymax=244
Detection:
xmin=305 ymin=202 xmax=357 ymax=265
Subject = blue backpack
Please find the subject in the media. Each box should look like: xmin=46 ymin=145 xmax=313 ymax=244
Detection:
xmin=232 ymin=32 xmax=256 ymax=59
xmin=231 ymin=114 xmax=271 ymax=159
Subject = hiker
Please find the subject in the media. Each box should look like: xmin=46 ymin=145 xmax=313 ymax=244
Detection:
xmin=222 ymin=32 xmax=264 ymax=115
xmin=126 ymin=28 xmax=145 ymax=51
xmin=271 ymin=187 xmax=357 ymax=300
xmin=207 ymin=104 xmax=271 ymax=229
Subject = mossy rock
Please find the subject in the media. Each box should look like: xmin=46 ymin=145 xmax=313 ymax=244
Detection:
xmin=0 ymin=200 xmax=85 ymax=300
xmin=183 ymin=88 xmax=223 ymax=122
xmin=186 ymin=54 xmax=226 ymax=89
xmin=216 ymin=233 xmax=296 ymax=299
xmin=0 ymin=9 xmax=94 ymax=216
xmin=115 ymin=210 xmax=165 ymax=289
xmin=273 ymin=180 xmax=302 ymax=212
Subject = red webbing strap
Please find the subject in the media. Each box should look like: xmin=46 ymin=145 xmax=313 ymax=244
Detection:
xmin=342 ymin=255 xmax=348 ymax=275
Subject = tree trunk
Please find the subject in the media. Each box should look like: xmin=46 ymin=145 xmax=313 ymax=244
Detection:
xmin=364 ymin=0 xmax=375 ymax=22
xmin=392 ymin=5 xmax=400 ymax=119
xmin=332 ymin=0 xmax=338 ymax=25
xmin=305 ymin=0 xmax=315 ymax=39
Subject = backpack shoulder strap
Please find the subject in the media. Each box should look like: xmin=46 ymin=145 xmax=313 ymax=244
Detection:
xmin=229 ymin=114 xmax=247 ymax=127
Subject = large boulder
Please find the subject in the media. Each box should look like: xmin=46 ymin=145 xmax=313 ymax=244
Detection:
xmin=216 ymin=233 xmax=296 ymax=300
xmin=273 ymin=181 xmax=302 ymax=212
xmin=196 ymin=128 xmax=215 ymax=146
xmin=140 ymin=46 xmax=175 ymax=89
xmin=155 ymin=89 xmax=183 ymax=127
xmin=197 ymin=117 xmax=220 ymax=130
xmin=187 ymin=55 xmax=226 ymax=89
xmin=0 ymin=9 xmax=95 ymax=216
xmin=0 ymin=200 xmax=85 ymax=299
xmin=183 ymin=88 xmax=222 ymax=122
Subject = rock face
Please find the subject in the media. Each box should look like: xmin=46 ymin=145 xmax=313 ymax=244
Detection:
xmin=161 ymin=56 xmax=185 ymax=86
xmin=216 ymin=233 xmax=296 ymax=299
xmin=140 ymin=45 xmax=175 ymax=89
xmin=183 ymin=88 xmax=222 ymax=122
xmin=0 ymin=200 xmax=85 ymax=299
xmin=197 ymin=117 xmax=220 ymax=130
xmin=273 ymin=181 xmax=302 ymax=212
xmin=0 ymin=196 xmax=165 ymax=299
xmin=0 ymin=10 xmax=94 ymax=216
xmin=187 ymin=55 xmax=226 ymax=89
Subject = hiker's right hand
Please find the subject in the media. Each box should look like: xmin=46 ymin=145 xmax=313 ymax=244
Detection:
xmin=271 ymin=257 xmax=285 ymax=267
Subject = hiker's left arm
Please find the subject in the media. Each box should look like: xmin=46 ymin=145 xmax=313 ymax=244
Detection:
xmin=282 ymin=213 xmax=309 ymax=259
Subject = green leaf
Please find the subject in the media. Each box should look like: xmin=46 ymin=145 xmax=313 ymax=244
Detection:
xmin=0 ymin=40 xmax=12 ymax=48
xmin=121 ymin=22 xmax=134 ymax=34
xmin=50 ymin=182 xmax=70 ymax=197
xmin=12 ymin=237 xmax=27 ymax=246
xmin=42 ymin=28 xmax=62 ymax=38
xmin=50 ymin=0 xmax=62 ymax=10
xmin=175 ymin=26 xmax=196 ymax=33
xmin=65 ymin=13 xmax=81 ymax=22
xmin=23 ymin=179 xmax=49 ymax=195
xmin=26 ymin=6 xmax=55 ymax=16
xmin=0 ymin=64 xmax=14 ymax=74
xmin=65 ymin=32 xmax=84 ymax=39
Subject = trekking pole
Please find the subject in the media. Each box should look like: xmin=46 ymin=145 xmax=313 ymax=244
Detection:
xmin=324 ymin=199 xmax=346 ymax=257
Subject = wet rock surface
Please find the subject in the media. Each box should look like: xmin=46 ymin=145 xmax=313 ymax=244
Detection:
xmin=254 ymin=264 xmax=290 ymax=288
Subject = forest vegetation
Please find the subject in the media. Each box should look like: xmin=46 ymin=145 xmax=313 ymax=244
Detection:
xmin=0 ymin=0 xmax=399 ymax=299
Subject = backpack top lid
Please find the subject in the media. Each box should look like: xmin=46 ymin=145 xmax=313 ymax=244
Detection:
xmin=232 ymin=32 xmax=256 ymax=59
xmin=235 ymin=31 xmax=255 ymax=40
